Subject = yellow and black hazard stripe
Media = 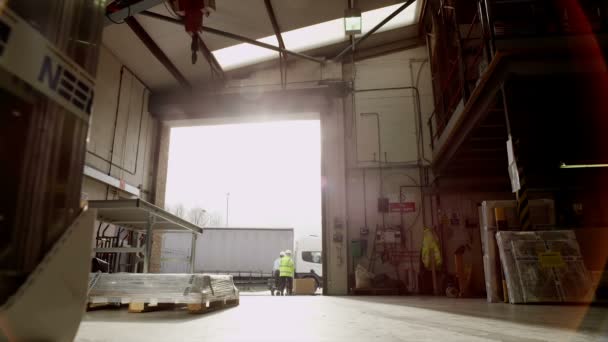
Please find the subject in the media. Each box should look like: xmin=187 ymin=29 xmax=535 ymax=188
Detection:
xmin=516 ymin=167 xmax=531 ymax=231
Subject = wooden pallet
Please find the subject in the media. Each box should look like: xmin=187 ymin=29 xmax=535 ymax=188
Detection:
xmin=86 ymin=302 xmax=122 ymax=311
xmin=127 ymin=302 xmax=177 ymax=313
xmin=187 ymin=298 xmax=239 ymax=314
xmin=122 ymin=298 xmax=240 ymax=314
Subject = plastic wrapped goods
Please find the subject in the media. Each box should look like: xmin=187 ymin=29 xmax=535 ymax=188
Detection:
xmin=87 ymin=273 xmax=239 ymax=305
xmin=479 ymin=200 xmax=556 ymax=303
xmin=496 ymin=230 xmax=593 ymax=304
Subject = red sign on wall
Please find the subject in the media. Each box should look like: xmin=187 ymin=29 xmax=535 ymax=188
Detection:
xmin=389 ymin=202 xmax=416 ymax=213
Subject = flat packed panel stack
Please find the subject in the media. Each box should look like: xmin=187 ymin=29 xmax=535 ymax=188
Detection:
xmin=496 ymin=231 xmax=593 ymax=304
xmin=479 ymin=199 xmax=555 ymax=302
xmin=87 ymin=273 xmax=239 ymax=313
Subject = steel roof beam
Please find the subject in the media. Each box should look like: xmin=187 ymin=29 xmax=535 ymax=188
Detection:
xmin=140 ymin=11 xmax=325 ymax=64
xmin=125 ymin=16 xmax=191 ymax=88
xmin=263 ymin=0 xmax=286 ymax=56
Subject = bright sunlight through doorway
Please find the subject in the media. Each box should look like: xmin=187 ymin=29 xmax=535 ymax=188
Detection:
xmin=165 ymin=120 xmax=322 ymax=239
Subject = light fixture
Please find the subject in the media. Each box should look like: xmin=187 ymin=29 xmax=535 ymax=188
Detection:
xmin=344 ymin=7 xmax=362 ymax=35
xmin=560 ymin=162 xmax=608 ymax=169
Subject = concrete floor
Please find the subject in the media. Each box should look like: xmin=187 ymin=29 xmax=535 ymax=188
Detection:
xmin=76 ymin=296 xmax=608 ymax=342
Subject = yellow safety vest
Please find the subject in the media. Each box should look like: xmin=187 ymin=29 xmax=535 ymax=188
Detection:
xmin=279 ymin=256 xmax=295 ymax=277
xmin=421 ymin=227 xmax=442 ymax=269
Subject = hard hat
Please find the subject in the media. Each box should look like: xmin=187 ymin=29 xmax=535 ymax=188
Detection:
xmin=279 ymin=251 xmax=285 ymax=257
xmin=285 ymin=249 xmax=292 ymax=255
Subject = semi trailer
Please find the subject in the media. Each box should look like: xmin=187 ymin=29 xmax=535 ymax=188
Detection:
xmin=161 ymin=229 xmax=323 ymax=291
xmin=161 ymin=227 xmax=293 ymax=288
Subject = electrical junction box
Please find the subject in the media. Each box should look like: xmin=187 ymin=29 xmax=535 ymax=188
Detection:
xmin=376 ymin=230 xmax=401 ymax=244
xmin=350 ymin=240 xmax=363 ymax=257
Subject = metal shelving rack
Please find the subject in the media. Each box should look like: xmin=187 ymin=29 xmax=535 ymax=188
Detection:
xmin=423 ymin=0 xmax=608 ymax=175
xmin=88 ymin=199 xmax=203 ymax=273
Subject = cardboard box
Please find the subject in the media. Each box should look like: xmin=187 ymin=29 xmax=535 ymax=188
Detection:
xmin=293 ymin=278 xmax=316 ymax=295
xmin=480 ymin=199 xmax=555 ymax=230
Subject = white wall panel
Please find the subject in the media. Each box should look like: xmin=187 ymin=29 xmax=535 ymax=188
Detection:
xmin=122 ymin=79 xmax=145 ymax=174
xmin=84 ymin=46 xmax=158 ymax=202
xmin=87 ymin=47 xmax=122 ymax=173
xmin=355 ymin=90 xmax=417 ymax=163
xmin=353 ymin=46 xmax=432 ymax=167
xmin=354 ymin=55 xmax=412 ymax=89
xmin=344 ymin=47 xmax=435 ymax=292
xmin=110 ymin=71 xmax=136 ymax=177
xmin=140 ymin=94 xmax=157 ymax=198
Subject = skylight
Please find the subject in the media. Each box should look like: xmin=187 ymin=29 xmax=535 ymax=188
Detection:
xmin=212 ymin=1 xmax=419 ymax=70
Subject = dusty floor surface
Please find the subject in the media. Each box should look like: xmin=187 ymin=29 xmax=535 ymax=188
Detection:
xmin=76 ymin=296 xmax=608 ymax=342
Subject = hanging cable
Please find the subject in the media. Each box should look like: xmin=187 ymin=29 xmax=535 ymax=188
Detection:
xmin=278 ymin=52 xmax=287 ymax=89
xmin=414 ymin=59 xmax=432 ymax=164
xmin=283 ymin=53 xmax=288 ymax=88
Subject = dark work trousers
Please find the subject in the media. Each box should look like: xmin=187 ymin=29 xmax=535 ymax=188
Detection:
xmin=279 ymin=276 xmax=293 ymax=295
xmin=273 ymin=270 xmax=280 ymax=291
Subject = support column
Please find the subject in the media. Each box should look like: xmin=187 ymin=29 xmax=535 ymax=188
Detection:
xmin=190 ymin=233 xmax=197 ymax=273
xmin=150 ymin=124 xmax=171 ymax=273
xmin=321 ymin=96 xmax=349 ymax=295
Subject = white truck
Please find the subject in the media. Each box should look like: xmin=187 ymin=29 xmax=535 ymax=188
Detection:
xmin=294 ymin=236 xmax=323 ymax=288
xmin=269 ymin=235 xmax=323 ymax=294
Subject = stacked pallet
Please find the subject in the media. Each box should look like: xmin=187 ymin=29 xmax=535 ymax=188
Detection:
xmin=87 ymin=273 xmax=239 ymax=313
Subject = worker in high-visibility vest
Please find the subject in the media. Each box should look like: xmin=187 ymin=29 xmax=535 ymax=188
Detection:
xmin=271 ymin=251 xmax=284 ymax=295
xmin=278 ymin=250 xmax=295 ymax=296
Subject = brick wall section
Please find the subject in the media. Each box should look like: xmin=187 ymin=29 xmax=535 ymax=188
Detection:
xmin=150 ymin=124 xmax=171 ymax=273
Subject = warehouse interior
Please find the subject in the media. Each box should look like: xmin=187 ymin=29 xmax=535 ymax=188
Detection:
xmin=1 ymin=0 xmax=608 ymax=341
